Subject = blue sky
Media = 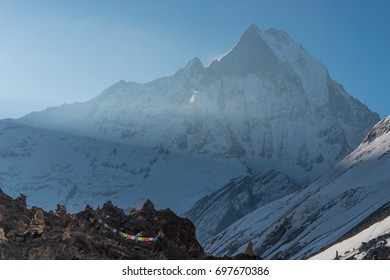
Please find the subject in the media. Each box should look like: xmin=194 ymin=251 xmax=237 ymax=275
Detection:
xmin=0 ymin=0 xmax=389 ymax=119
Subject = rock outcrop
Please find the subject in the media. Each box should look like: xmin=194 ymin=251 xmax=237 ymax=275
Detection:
xmin=0 ymin=187 xmax=260 ymax=260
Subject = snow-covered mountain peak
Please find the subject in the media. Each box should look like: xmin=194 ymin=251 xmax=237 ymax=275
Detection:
xmin=185 ymin=57 xmax=204 ymax=69
xmin=245 ymin=22 xmax=260 ymax=34
xmin=176 ymin=57 xmax=205 ymax=78
xmin=3 ymin=24 xmax=380 ymax=215
xmin=17 ymin=24 xmax=379 ymax=185
xmin=209 ymin=24 xmax=279 ymax=76
xmin=239 ymin=23 xmax=264 ymax=42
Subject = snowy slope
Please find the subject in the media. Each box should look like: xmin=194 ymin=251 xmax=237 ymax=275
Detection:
xmin=18 ymin=24 xmax=379 ymax=185
xmin=310 ymin=211 xmax=390 ymax=260
xmin=205 ymin=116 xmax=390 ymax=259
xmin=0 ymin=120 xmax=245 ymax=213
xmin=185 ymin=169 xmax=300 ymax=244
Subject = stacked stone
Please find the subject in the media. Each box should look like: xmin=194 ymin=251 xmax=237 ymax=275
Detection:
xmin=30 ymin=208 xmax=45 ymax=234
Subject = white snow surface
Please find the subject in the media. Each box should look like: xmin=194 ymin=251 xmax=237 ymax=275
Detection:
xmin=310 ymin=215 xmax=390 ymax=260
xmin=0 ymin=120 xmax=245 ymax=213
xmin=261 ymin=28 xmax=329 ymax=106
xmin=205 ymin=116 xmax=390 ymax=259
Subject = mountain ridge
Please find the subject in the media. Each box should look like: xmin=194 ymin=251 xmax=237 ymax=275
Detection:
xmin=204 ymin=115 xmax=390 ymax=259
xmin=0 ymin=187 xmax=261 ymax=260
xmin=1 ymin=24 xmax=380 ymax=215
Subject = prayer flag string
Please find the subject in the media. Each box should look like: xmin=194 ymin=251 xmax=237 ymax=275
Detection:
xmin=96 ymin=217 xmax=158 ymax=242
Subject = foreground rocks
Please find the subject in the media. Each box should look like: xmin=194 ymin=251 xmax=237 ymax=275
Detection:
xmin=0 ymin=187 xmax=260 ymax=260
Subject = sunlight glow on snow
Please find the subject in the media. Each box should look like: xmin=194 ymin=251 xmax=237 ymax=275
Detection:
xmin=189 ymin=91 xmax=198 ymax=104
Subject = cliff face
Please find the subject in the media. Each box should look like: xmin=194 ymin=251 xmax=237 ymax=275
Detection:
xmin=0 ymin=188 xmax=259 ymax=260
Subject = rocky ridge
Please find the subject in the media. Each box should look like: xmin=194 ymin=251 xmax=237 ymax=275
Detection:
xmin=0 ymin=187 xmax=259 ymax=260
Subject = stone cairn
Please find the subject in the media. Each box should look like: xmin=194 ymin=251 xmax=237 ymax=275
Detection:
xmin=30 ymin=208 xmax=45 ymax=235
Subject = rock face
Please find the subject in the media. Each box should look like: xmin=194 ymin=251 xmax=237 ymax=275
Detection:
xmin=0 ymin=187 xmax=259 ymax=260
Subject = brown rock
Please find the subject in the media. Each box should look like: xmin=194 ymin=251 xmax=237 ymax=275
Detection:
xmin=62 ymin=230 xmax=72 ymax=241
xmin=244 ymin=241 xmax=254 ymax=256
xmin=14 ymin=193 xmax=27 ymax=208
xmin=30 ymin=208 xmax=45 ymax=234
xmin=0 ymin=228 xmax=6 ymax=240
xmin=16 ymin=220 xmax=29 ymax=236
xmin=55 ymin=204 xmax=67 ymax=216
xmin=0 ymin=187 xmax=262 ymax=260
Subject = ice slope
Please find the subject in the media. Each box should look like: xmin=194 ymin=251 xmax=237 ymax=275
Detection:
xmin=185 ymin=169 xmax=301 ymax=244
xmin=18 ymin=24 xmax=379 ymax=185
xmin=0 ymin=120 xmax=245 ymax=213
xmin=205 ymin=116 xmax=390 ymax=259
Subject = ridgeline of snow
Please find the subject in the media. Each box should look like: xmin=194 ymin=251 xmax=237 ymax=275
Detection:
xmin=205 ymin=116 xmax=390 ymax=259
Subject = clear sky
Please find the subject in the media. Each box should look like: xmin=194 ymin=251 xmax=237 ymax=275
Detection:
xmin=0 ymin=0 xmax=389 ymax=119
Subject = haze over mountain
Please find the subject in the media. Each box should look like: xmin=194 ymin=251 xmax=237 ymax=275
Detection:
xmin=0 ymin=24 xmax=379 ymax=216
